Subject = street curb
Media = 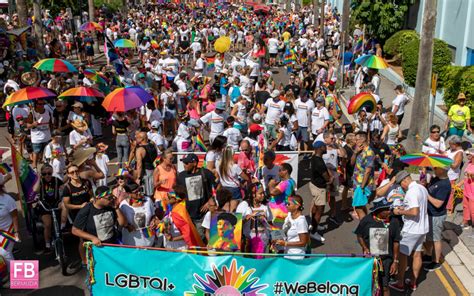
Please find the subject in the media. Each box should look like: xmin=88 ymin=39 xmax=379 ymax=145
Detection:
xmin=443 ymin=228 xmax=474 ymax=294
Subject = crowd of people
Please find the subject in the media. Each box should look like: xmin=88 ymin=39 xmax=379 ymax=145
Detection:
xmin=0 ymin=1 xmax=473 ymax=294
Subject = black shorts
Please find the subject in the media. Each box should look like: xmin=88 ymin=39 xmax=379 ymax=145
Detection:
xmin=269 ymin=53 xmax=277 ymax=58
xmin=332 ymin=44 xmax=339 ymax=50
xmin=379 ymin=257 xmax=393 ymax=288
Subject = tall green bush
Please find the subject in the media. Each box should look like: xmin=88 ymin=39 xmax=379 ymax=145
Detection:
xmin=384 ymin=30 xmax=419 ymax=57
xmin=401 ymin=38 xmax=452 ymax=87
xmin=440 ymin=65 xmax=474 ymax=110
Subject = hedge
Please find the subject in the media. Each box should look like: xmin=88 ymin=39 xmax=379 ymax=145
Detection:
xmin=400 ymin=38 xmax=452 ymax=87
xmin=440 ymin=65 xmax=474 ymax=110
xmin=384 ymin=30 xmax=419 ymax=57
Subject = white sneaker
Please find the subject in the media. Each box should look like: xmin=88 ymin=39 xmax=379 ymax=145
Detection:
xmin=310 ymin=232 xmax=326 ymax=242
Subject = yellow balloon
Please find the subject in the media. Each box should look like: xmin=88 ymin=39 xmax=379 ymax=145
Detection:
xmin=214 ymin=38 xmax=230 ymax=53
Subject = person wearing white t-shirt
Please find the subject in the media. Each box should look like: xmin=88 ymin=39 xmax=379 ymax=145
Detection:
xmin=391 ymin=171 xmax=429 ymax=292
xmin=223 ymin=117 xmax=242 ymax=151
xmin=311 ymin=98 xmax=330 ymax=138
xmin=189 ymin=39 xmax=202 ymax=61
xmin=199 ymin=102 xmax=228 ymax=143
xmin=267 ymin=34 xmax=279 ymax=67
xmin=27 ymin=100 xmax=52 ymax=169
xmin=294 ymin=94 xmax=315 ymax=150
xmin=422 ymin=125 xmax=446 ymax=154
xmin=274 ymin=195 xmax=309 ymax=260
xmin=262 ymin=90 xmax=285 ymax=140
xmin=0 ymin=173 xmax=19 ymax=271
xmin=392 ymin=85 xmax=410 ymax=125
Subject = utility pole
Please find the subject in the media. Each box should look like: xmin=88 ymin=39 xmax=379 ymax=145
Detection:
xmin=339 ymin=0 xmax=350 ymax=87
xmin=320 ymin=0 xmax=325 ymax=42
xmin=33 ymin=0 xmax=44 ymax=58
xmin=313 ymin=0 xmax=318 ymax=26
xmin=407 ymin=0 xmax=438 ymax=151
xmin=88 ymin=0 xmax=100 ymax=53
xmin=16 ymin=0 xmax=28 ymax=27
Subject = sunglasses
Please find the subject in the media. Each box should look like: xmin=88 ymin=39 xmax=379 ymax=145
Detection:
xmin=42 ymin=172 xmax=53 ymax=176
xmin=431 ymin=130 xmax=440 ymax=133
xmin=117 ymin=176 xmax=125 ymax=180
xmin=68 ymin=170 xmax=79 ymax=174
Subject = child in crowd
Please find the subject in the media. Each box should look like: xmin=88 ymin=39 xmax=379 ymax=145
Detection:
xmin=95 ymin=143 xmax=110 ymax=187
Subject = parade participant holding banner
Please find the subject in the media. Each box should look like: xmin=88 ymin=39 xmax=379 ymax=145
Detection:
xmin=177 ymin=153 xmax=216 ymax=239
xmin=119 ymin=183 xmax=158 ymax=247
xmin=355 ymin=197 xmax=401 ymax=296
xmin=72 ymin=186 xmax=127 ymax=265
xmin=274 ymin=195 xmax=309 ymax=260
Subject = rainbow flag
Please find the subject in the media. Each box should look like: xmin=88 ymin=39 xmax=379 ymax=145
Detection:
xmin=141 ymin=226 xmax=155 ymax=238
xmin=206 ymin=56 xmax=215 ymax=71
xmin=171 ymin=201 xmax=205 ymax=248
xmin=354 ymin=36 xmax=363 ymax=54
xmin=153 ymin=155 xmax=162 ymax=168
xmin=0 ymin=163 xmax=11 ymax=174
xmin=268 ymin=179 xmax=296 ymax=229
xmin=195 ymin=133 xmax=207 ymax=152
xmin=11 ymin=145 xmax=38 ymax=216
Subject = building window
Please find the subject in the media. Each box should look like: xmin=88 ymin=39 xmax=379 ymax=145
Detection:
xmin=467 ymin=48 xmax=474 ymax=66
xmin=447 ymin=45 xmax=456 ymax=63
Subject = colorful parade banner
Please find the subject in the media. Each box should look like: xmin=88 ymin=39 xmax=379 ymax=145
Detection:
xmin=89 ymin=245 xmax=374 ymax=295
xmin=175 ymin=151 xmax=299 ymax=186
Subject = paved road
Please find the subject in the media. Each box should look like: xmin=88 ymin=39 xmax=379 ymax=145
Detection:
xmin=0 ymin=56 xmax=466 ymax=295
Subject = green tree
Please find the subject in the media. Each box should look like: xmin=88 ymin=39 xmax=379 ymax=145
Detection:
xmin=351 ymin=0 xmax=412 ymax=42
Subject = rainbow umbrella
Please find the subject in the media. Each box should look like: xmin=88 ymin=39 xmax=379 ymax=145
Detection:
xmin=79 ymin=21 xmax=103 ymax=32
xmin=3 ymin=87 xmax=56 ymax=108
xmin=83 ymin=69 xmax=109 ymax=85
xmin=400 ymin=153 xmax=453 ymax=168
xmin=114 ymin=39 xmax=136 ymax=48
xmin=34 ymin=58 xmax=78 ymax=73
xmin=58 ymin=87 xmax=104 ymax=103
xmin=102 ymin=86 xmax=152 ymax=112
xmin=354 ymin=54 xmax=389 ymax=69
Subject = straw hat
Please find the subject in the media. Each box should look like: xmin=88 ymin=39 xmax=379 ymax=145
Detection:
xmin=71 ymin=119 xmax=88 ymax=132
xmin=71 ymin=147 xmax=96 ymax=166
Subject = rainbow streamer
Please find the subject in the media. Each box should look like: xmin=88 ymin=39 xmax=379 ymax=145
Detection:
xmin=141 ymin=226 xmax=155 ymax=238
xmin=0 ymin=163 xmax=11 ymax=175
xmin=206 ymin=56 xmax=215 ymax=71
xmin=196 ymin=133 xmax=207 ymax=152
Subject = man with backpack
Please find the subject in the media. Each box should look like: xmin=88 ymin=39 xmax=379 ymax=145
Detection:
xmin=133 ymin=131 xmax=157 ymax=198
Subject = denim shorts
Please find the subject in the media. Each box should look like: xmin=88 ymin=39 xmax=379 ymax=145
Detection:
xmin=223 ymin=186 xmax=242 ymax=200
xmin=32 ymin=142 xmax=47 ymax=153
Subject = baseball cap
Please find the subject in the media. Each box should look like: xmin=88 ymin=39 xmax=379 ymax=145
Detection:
xmin=72 ymin=102 xmax=83 ymax=108
xmin=216 ymin=101 xmax=226 ymax=110
xmin=252 ymin=113 xmax=262 ymax=122
xmin=369 ymin=197 xmax=393 ymax=213
xmin=150 ymin=120 xmax=160 ymax=129
xmin=249 ymin=123 xmax=264 ymax=133
xmin=182 ymin=153 xmax=199 ymax=164
xmin=395 ymin=171 xmax=410 ymax=184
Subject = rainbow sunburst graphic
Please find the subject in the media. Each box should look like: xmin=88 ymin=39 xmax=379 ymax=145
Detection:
xmin=185 ymin=259 xmax=268 ymax=296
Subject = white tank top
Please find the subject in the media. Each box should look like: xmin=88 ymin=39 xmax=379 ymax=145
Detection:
xmin=447 ymin=149 xmax=463 ymax=181
xmin=387 ymin=124 xmax=399 ymax=145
